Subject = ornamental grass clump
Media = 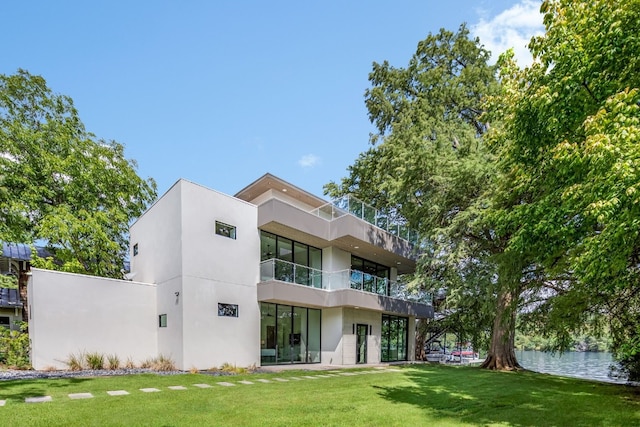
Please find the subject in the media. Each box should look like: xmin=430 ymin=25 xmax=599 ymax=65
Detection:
xmin=107 ymin=354 xmax=120 ymax=370
xmin=66 ymin=352 xmax=85 ymax=371
xmin=85 ymin=352 xmax=105 ymax=370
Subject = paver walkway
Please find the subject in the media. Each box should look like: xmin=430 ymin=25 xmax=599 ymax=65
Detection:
xmin=2 ymin=369 xmax=397 ymax=405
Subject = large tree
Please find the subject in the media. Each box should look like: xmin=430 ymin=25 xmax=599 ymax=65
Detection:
xmin=489 ymin=0 xmax=640 ymax=379
xmin=325 ymin=25 xmax=531 ymax=370
xmin=0 ymin=70 xmax=157 ymax=282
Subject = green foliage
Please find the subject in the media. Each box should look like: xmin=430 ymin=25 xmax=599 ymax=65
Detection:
xmin=0 ymin=274 xmax=18 ymax=289
xmin=488 ymin=0 xmax=640 ymax=379
xmin=0 ymin=322 xmax=31 ymax=369
xmin=327 ymin=25 xmax=530 ymax=368
xmin=0 ymin=70 xmax=157 ymax=278
xmin=515 ymin=330 xmax=612 ymax=352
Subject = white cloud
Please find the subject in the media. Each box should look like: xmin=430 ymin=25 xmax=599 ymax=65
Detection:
xmin=298 ymin=154 xmax=321 ymax=168
xmin=472 ymin=0 xmax=545 ymax=67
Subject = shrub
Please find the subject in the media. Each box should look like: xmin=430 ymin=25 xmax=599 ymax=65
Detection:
xmin=0 ymin=322 xmax=31 ymax=369
xmin=85 ymin=352 xmax=105 ymax=370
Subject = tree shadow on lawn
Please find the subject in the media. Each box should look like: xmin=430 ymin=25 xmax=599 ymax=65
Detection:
xmin=374 ymin=364 xmax=640 ymax=426
xmin=0 ymin=377 xmax=90 ymax=403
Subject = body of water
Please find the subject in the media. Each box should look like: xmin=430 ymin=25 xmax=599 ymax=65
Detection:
xmin=516 ymin=350 xmax=625 ymax=384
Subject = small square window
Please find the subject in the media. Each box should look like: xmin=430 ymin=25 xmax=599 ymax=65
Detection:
xmin=215 ymin=221 xmax=236 ymax=239
xmin=218 ymin=303 xmax=238 ymax=317
xmin=133 ymin=243 xmax=139 ymax=256
xmin=0 ymin=316 xmax=10 ymax=329
xmin=159 ymin=314 xmax=167 ymax=327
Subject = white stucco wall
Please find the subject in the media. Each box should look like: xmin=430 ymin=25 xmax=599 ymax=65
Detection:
xmin=322 ymin=246 xmax=351 ymax=273
xmin=129 ymin=180 xmax=184 ymax=285
xmin=178 ymin=181 xmax=260 ymax=369
xmin=321 ymin=307 xmax=343 ymax=365
xmin=250 ymin=189 xmax=317 ymax=212
xmin=28 ymin=269 xmax=157 ymax=370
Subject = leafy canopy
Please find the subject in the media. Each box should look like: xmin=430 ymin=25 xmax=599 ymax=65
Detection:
xmin=488 ymin=0 xmax=640 ymax=377
xmin=0 ymin=70 xmax=157 ymax=277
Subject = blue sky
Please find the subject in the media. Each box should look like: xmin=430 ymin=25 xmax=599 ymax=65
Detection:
xmin=2 ymin=0 xmax=543 ymax=199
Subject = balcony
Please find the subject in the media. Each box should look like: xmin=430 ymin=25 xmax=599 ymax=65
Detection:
xmin=308 ymin=195 xmax=420 ymax=245
xmin=259 ymin=259 xmax=432 ymax=306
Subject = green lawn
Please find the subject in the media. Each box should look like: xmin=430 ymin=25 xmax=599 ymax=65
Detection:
xmin=0 ymin=365 xmax=638 ymax=426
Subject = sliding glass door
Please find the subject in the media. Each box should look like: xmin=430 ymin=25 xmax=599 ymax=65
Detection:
xmin=261 ymin=303 xmax=321 ymax=365
xmin=381 ymin=314 xmax=408 ymax=362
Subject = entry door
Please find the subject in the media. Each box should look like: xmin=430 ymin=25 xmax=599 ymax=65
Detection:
xmin=356 ymin=324 xmax=368 ymax=364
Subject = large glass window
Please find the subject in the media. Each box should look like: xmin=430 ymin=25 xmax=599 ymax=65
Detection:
xmin=381 ymin=314 xmax=408 ymax=362
xmin=260 ymin=302 xmax=321 ymax=365
xmin=351 ymin=255 xmax=390 ymax=295
xmin=260 ymin=231 xmax=323 ymax=287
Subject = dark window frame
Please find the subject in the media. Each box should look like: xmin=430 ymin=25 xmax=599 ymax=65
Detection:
xmin=215 ymin=221 xmax=237 ymax=240
xmin=158 ymin=314 xmax=167 ymax=327
xmin=218 ymin=303 xmax=239 ymax=317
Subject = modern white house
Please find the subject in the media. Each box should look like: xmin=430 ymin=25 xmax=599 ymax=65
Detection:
xmin=28 ymin=173 xmax=433 ymax=370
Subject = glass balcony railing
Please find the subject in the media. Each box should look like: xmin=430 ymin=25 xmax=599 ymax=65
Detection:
xmin=259 ymin=259 xmax=432 ymax=306
xmin=308 ymin=195 xmax=420 ymax=245
xmin=260 ymin=258 xmax=323 ymax=289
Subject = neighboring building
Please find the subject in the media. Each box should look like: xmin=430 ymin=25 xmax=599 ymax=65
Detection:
xmin=0 ymin=288 xmax=22 ymax=331
xmin=28 ymin=174 xmax=433 ymax=370
xmin=1 ymin=242 xmax=41 ymax=325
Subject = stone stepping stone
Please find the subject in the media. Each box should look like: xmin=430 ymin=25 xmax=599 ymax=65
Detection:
xmin=0 ymin=400 xmax=6 ymax=407
xmin=238 ymin=380 xmax=254 ymax=385
xmin=302 ymin=376 xmax=318 ymax=379
xmin=273 ymin=378 xmax=289 ymax=382
xmin=140 ymin=388 xmax=161 ymax=393
xmin=217 ymin=382 xmax=235 ymax=387
xmin=168 ymin=386 xmax=187 ymax=390
xmin=69 ymin=393 xmax=93 ymax=400
xmin=288 ymin=376 xmax=303 ymax=380
xmin=387 ymin=368 xmax=401 ymax=372
xmin=316 ymin=375 xmax=331 ymax=378
xmin=339 ymin=372 xmax=356 ymax=376
xmin=193 ymin=384 xmax=213 ymax=388
xmin=256 ymin=379 xmax=272 ymax=383
xmin=107 ymin=390 xmax=129 ymax=396
xmin=25 ymin=396 xmax=52 ymax=404
xmin=324 ymin=374 xmax=339 ymax=377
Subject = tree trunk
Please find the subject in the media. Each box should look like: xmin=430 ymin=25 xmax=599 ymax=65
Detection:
xmin=480 ymin=286 xmax=522 ymax=370
xmin=19 ymin=270 xmax=29 ymax=325
xmin=415 ymin=319 xmax=429 ymax=361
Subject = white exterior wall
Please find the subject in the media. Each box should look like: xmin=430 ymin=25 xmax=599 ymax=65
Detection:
xmin=250 ymin=189 xmax=316 ymax=212
xmin=0 ymin=307 xmax=22 ymax=331
xmin=322 ymin=247 xmax=351 ymax=273
xmin=179 ymin=181 xmax=260 ymax=369
xmin=28 ymin=269 xmax=157 ymax=370
xmin=130 ymin=180 xmax=186 ymax=366
xmin=156 ymin=277 xmax=184 ymax=367
xmin=321 ymin=307 xmax=343 ymax=365
xmin=129 ymin=181 xmax=183 ymax=285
